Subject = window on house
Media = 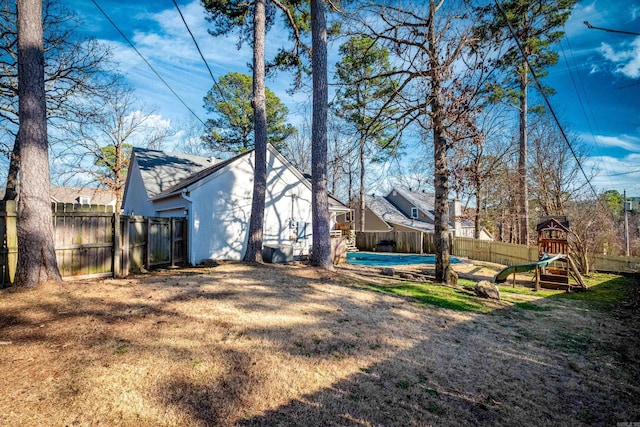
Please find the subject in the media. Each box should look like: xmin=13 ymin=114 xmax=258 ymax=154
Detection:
xmin=79 ymin=196 xmax=91 ymax=205
xmin=411 ymin=207 xmax=418 ymax=219
xmin=346 ymin=210 xmax=354 ymax=222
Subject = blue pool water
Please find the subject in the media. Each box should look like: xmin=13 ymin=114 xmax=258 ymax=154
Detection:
xmin=347 ymin=252 xmax=462 ymax=267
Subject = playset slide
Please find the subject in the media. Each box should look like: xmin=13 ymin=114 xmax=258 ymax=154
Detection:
xmin=493 ymin=253 xmax=563 ymax=284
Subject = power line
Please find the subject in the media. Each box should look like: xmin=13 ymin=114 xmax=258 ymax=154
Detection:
xmin=90 ymin=0 xmax=206 ymax=126
xmin=558 ymin=37 xmax=613 ymax=178
xmin=171 ymin=0 xmax=216 ymax=83
xmin=493 ymin=0 xmax=601 ymax=202
xmin=584 ymin=21 xmax=640 ymax=37
xmin=170 ymin=0 xmax=230 ymax=108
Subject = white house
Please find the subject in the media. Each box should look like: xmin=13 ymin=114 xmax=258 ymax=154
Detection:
xmin=122 ymin=145 xmax=349 ymax=264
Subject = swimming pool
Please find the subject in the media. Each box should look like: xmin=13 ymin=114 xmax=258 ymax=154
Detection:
xmin=346 ymin=252 xmax=462 ymax=267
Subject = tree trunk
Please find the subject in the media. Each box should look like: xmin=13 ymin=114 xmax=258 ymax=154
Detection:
xmin=359 ymin=135 xmax=365 ymax=232
xmin=428 ymin=0 xmax=450 ymax=284
xmin=3 ymin=135 xmax=20 ymax=201
xmin=15 ymin=0 xmax=61 ymax=287
xmin=518 ymin=64 xmax=529 ymax=245
xmin=244 ymin=0 xmax=267 ymax=263
xmin=474 ymin=186 xmax=481 ymax=239
xmin=310 ymin=0 xmax=333 ymax=269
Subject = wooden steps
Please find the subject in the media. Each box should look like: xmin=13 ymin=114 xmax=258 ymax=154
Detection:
xmin=539 ymin=280 xmax=571 ymax=291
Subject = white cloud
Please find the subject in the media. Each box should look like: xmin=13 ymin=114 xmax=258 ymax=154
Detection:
xmin=584 ymin=154 xmax=640 ymax=193
xmin=593 ymin=134 xmax=640 ymax=152
xmin=598 ymin=37 xmax=640 ymax=79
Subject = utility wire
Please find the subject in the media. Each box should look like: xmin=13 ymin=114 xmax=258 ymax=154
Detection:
xmin=171 ymin=0 xmax=230 ymax=109
xmin=493 ymin=0 xmax=600 ymax=201
xmin=90 ymin=0 xmax=207 ymax=126
xmin=171 ymin=0 xmax=215 ymax=83
xmin=584 ymin=21 xmax=640 ymax=37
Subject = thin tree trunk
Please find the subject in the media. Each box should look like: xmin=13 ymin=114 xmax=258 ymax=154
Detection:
xmin=3 ymin=135 xmax=20 ymax=201
xmin=518 ymin=65 xmax=529 ymax=245
xmin=428 ymin=0 xmax=450 ymax=284
xmin=310 ymin=0 xmax=333 ymax=269
xmin=244 ymin=0 xmax=267 ymax=263
xmin=359 ymin=135 xmax=365 ymax=232
xmin=15 ymin=0 xmax=61 ymax=287
xmin=474 ymin=186 xmax=481 ymax=239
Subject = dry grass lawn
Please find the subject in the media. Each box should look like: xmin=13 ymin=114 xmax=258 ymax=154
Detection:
xmin=0 ymin=261 xmax=638 ymax=426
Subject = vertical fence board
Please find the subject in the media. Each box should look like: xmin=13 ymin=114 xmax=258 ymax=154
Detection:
xmin=0 ymin=203 xmax=187 ymax=282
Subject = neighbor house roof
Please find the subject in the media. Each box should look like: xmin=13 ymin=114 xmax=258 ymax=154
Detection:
xmin=133 ymin=147 xmax=218 ymax=198
xmin=389 ymin=187 xmax=436 ymax=222
xmin=50 ymin=187 xmax=116 ymax=205
xmin=365 ymin=194 xmax=435 ymax=232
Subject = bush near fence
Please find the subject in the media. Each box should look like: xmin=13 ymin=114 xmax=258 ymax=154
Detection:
xmin=0 ymin=203 xmax=187 ymax=285
xmin=354 ymin=231 xmax=640 ymax=274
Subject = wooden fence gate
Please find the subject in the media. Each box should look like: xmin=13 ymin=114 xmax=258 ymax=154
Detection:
xmin=0 ymin=203 xmax=188 ymax=285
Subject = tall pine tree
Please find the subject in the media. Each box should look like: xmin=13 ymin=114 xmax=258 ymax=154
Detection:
xmin=334 ymin=36 xmax=398 ymax=232
xmin=477 ymin=0 xmax=577 ymax=245
xmin=15 ymin=0 xmax=62 ymax=287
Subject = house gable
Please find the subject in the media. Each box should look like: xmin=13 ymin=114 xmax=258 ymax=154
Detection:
xmin=386 ymin=187 xmax=436 ymax=223
xmin=184 ymin=147 xmax=316 ymax=262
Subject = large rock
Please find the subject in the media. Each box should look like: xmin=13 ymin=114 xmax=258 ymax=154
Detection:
xmin=381 ymin=267 xmax=395 ymax=277
xmin=475 ymin=280 xmax=501 ymax=301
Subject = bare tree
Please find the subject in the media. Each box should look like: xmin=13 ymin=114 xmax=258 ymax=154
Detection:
xmin=58 ymin=84 xmax=175 ymax=211
xmin=566 ymin=196 xmax=617 ymax=274
xmin=449 ymin=103 xmax=513 ymax=238
xmin=350 ymin=0 xmax=487 ymax=283
xmin=0 ymin=0 xmax=112 ymax=200
xmin=528 ymin=111 xmax=588 ymax=216
xmin=14 ymin=0 xmax=62 ymax=287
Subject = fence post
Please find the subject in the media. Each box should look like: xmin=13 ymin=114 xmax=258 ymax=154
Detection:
xmin=122 ymin=216 xmax=130 ymax=276
xmin=113 ymin=212 xmax=121 ymax=278
xmin=170 ymin=218 xmax=176 ymax=267
xmin=145 ymin=217 xmax=151 ymax=270
xmin=1 ymin=201 xmax=17 ymax=285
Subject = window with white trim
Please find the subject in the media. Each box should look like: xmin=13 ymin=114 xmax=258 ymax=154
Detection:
xmin=411 ymin=207 xmax=418 ymax=219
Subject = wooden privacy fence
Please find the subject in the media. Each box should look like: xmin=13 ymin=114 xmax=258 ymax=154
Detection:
xmin=451 ymin=237 xmax=539 ymax=266
xmin=354 ymin=231 xmax=640 ymax=273
xmin=355 ymin=231 xmax=439 ymax=254
xmin=0 ymin=202 xmax=187 ymax=285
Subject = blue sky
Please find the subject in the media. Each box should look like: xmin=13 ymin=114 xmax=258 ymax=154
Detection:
xmin=68 ymin=0 xmax=640 ymax=194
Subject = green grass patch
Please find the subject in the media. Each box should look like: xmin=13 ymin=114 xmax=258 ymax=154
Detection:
xmin=512 ymin=301 xmax=553 ymax=311
xmin=363 ymin=282 xmax=493 ymax=313
xmin=550 ymin=331 xmax=595 ymax=353
xmin=552 ymin=274 xmax=633 ymax=310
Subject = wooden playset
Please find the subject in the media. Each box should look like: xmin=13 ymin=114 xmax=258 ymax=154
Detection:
xmin=535 ymin=216 xmax=586 ymax=291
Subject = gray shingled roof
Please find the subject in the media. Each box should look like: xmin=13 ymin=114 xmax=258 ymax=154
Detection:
xmin=151 ymin=153 xmax=247 ymax=200
xmin=366 ymin=194 xmax=435 ymax=232
xmin=390 ymin=187 xmax=436 ymax=222
xmin=133 ymin=147 xmax=217 ymax=198
xmin=50 ymin=186 xmax=116 ymax=205
xmin=146 ymin=145 xmax=350 ymax=210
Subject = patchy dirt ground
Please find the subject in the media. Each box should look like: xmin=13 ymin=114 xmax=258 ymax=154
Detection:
xmin=0 ymin=261 xmax=638 ymax=426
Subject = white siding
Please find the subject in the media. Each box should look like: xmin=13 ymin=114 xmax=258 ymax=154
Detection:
xmin=122 ymin=159 xmax=155 ymax=216
xmin=187 ymin=151 xmax=313 ymax=263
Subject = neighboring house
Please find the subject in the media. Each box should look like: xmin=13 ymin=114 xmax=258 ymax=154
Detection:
xmin=50 ymin=187 xmax=117 ymax=209
xmin=0 ymin=187 xmax=117 ymax=208
xmin=351 ymin=187 xmax=492 ymax=240
xmin=122 ymin=144 xmax=349 ymax=264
